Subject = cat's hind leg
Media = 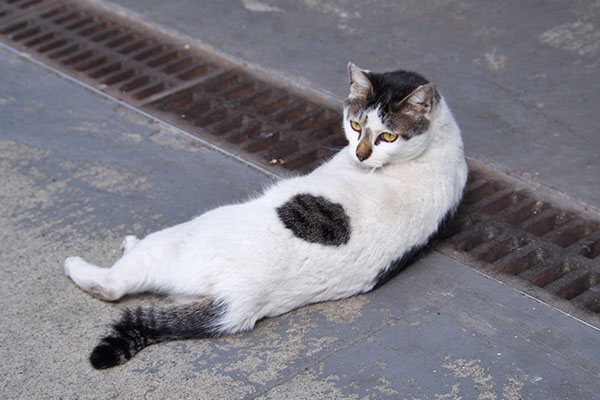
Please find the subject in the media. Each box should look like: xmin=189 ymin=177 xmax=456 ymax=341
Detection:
xmin=67 ymin=235 xmax=140 ymax=299
xmin=65 ymin=237 xmax=171 ymax=301
xmin=64 ymin=256 xmax=124 ymax=301
xmin=120 ymin=235 xmax=139 ymax=254
xmin=66 ymin=227 xmax=198 ymax=302
xmin=65 ymin=236 xmax=139 ymax=297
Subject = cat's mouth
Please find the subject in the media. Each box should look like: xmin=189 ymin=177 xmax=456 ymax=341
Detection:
xmin=355 ymin=157 xmax=384 ymax=170
xmin=347 ymin=147 xmax=383 ymax=169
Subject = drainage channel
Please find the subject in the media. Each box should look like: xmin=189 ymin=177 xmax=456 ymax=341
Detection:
xmin=2 ymin=0 xmax=599 ymax=327
xmin=0 ymin=0 xmax=344 ymax=175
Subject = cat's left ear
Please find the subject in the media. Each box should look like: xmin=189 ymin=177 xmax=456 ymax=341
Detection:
xmin=395 ymin=84 xmax=436 ymax=118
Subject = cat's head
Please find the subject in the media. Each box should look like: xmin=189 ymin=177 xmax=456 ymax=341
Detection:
xmin=343 ymin=62 xmax=441 ymax=168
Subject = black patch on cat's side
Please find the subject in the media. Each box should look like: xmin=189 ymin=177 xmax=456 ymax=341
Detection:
xmin=371 ymin=209 xmax=457 ymax=290
xmin=277 ymin=194 xmax=351 ymax=246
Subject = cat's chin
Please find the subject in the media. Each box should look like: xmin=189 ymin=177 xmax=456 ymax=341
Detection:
xmin=354 ymin=158 xmax=385 ymax=170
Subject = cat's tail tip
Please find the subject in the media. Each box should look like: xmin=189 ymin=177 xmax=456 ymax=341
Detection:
xmin=89 ymin=338 xmax=128 ymax=369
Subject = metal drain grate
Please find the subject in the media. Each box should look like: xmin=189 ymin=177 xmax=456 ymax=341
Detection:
xmin=144 ymin=69 xmax=345 ymax=173
xmin=1 ymin=0 xmax=599 ymax=325
xmin=0 ymin=0 xmax=227 ymax=105
xmin=0 ymin=0 xmax=345 ymax=174
xmin=438 ymin=167 xmax=600 ymax=321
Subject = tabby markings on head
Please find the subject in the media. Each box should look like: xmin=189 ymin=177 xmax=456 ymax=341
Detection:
xmin=277 ymin=194 xmax=351 ymax=246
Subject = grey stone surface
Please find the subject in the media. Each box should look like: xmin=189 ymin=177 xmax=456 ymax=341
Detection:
xmin=96 ymin=0 xmax=600 ymax=208
xmin=1 ymin=45 xmax=600 ymax=399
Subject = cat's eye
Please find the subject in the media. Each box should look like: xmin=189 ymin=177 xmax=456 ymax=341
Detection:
xmin=380 ymin=132 xmax=399 ymax=143
xmin=350 ymin=120 xmax=362 ymax=132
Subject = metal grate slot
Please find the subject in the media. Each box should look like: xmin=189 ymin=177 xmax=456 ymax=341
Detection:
xmin=88 ymin=26 xmax=121 ymax=42
xmin=579 ymin=290 xmax=600 ymax=313
xmin=478 ymin=236 xmax=530 ymax=264
xmin=551 ymin=221 xmax=598 ymax=248
xmin=23 ymin=30 xmax=56 ymax=46
xmin=103 ymin=68 xmax=135 ymax=85
xmin=455 ymin=226 xmax=502 ymax=252
xmin=529 ymin=259 xmax=578 ymax=287
xmin=52 ymin=11 xmax=83 ymax=25
xmin=64 ymin=15 xmax=97 ymax=31
xmin=462 ymin=180 xmax=505 ymax=206
xmin=88 ymin=61 xmax=120 ymax=79
xmin=553 ymin=271 xmax=600 ymax=300
xmin=581 ymin=236 xmax=600 ymax=259
xmin=104 ymin=31 xmax=136 ymax=48
xmin=507 ymin=200 xmax=550 ymax=225
xmin=525 ymin=210 xmax=572 ymax=237
xmin=482 ymin=191 xmax=527 ymax=215
xmin=78 ymin=21 xmax=112 ymax=37
xmin=0 ymin=0 xmax=52 ymax=23
xmin=48 ymin=43 xmax=81 ymax=59
xmin=503 ymin=248 xmax=551 ymax=276
xmin=0 ymin=20 xmax=28 ymax=34
xmin=73 ymin=55 xmax=107 ymax=72
xmin=39 ymin=5 xmax=66 ymax=19
xmin=62 ymin=48 xmax=95 ymax=65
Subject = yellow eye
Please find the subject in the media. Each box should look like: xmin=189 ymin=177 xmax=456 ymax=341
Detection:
xmin=350 ymin=120 xmax=362 ymax=132
xmin=380 ymin=132 xmax=398 ymax=142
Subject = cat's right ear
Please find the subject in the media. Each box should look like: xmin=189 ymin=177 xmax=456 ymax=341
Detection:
xmin=347 ymin=62 xmax=373 ymax=99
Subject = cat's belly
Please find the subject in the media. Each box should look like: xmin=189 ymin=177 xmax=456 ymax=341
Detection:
xmin=176 ymin=197 xmax=415 ymax=302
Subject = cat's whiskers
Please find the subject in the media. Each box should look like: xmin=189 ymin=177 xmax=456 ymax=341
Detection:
xmin=318 ymin=145 xmax=346 ymax=152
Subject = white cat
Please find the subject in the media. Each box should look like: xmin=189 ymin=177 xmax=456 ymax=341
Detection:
xmin=65 ymin=62 xmax=468 ymax=369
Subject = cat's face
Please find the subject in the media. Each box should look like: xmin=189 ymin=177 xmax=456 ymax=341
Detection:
xmin=343 ymin=63 xmax=439 ymax=168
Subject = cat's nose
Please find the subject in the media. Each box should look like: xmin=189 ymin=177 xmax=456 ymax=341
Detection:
xmin=356 ymin=148 xmax=372 ymax=161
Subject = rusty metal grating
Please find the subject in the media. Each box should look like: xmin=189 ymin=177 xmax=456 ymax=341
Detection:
xmin=438 ymin=168 xmax=600 ymax=319
xmin=0 ymin=0 xmax=225 ymax=104
xmin=0 ymin=0 xmax=346 ymax=174
xmin=144 ymin=69 xmax=346 ymax=173
xmin=1 ymin=0 xmax=599 ymax=324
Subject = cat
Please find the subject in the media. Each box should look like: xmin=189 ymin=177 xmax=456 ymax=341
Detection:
xmin=64 ymin=62 xmax=468 ymax=369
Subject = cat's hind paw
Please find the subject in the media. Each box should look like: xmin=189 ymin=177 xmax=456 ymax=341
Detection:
xmin=120 ymin=235 xmax=140 ymax=254
xmin=64 ymin=256 xmax=85 ymax=276
xmin=64 ymin=256 xmax=121 ymax=301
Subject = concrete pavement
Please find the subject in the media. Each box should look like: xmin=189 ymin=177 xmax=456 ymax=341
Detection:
xmin=1 ymin=1 xmax=600 ymax=398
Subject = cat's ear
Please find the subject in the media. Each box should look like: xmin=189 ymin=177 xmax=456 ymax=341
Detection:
xmin=347 ymin=62 xmax=373 ymax=99
xmin=395 ymin=84 xmax=436 ymax=118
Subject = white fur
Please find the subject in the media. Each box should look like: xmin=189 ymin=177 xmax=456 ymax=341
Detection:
xmin=65 ymin=93 xmax=467 ymax=335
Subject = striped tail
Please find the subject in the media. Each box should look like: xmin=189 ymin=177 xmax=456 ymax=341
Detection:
xmin=90 ymin=299 xmax=226 ymax=369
